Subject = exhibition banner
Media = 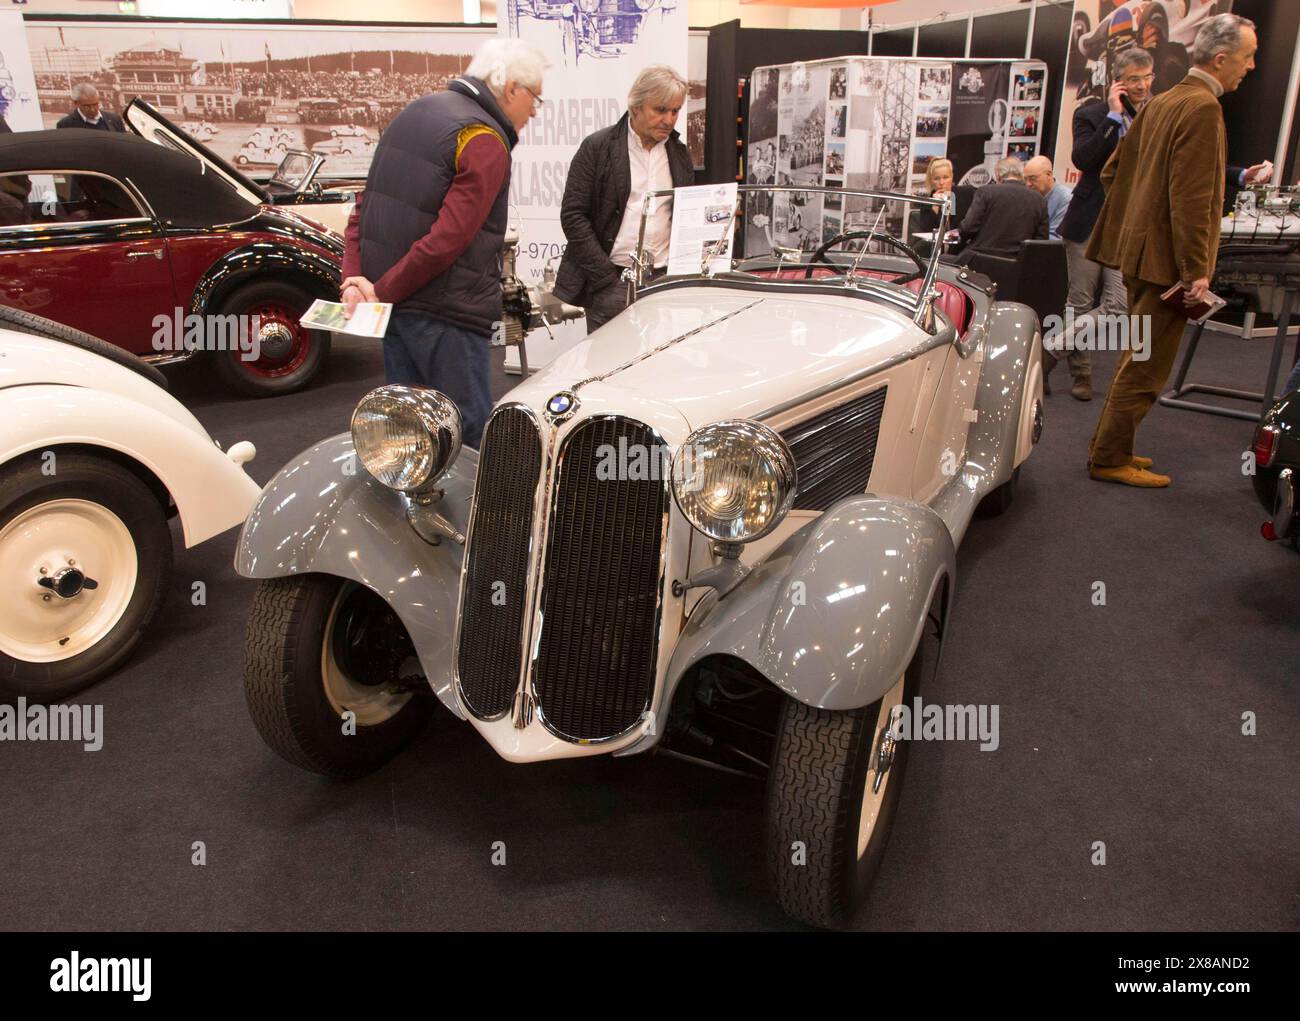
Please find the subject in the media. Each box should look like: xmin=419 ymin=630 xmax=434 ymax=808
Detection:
xmin=1052 ymin=0 xmax=1231 ymax=185
xmin=498 ymin=1 xmax=687 ymax=366
xmin=23 ymin=19 xmax=493 ymax=177
xmin=499 ymin=0 xmax=688 ymax=275
xmin=0 ymin=10 xmax=42 ymax=132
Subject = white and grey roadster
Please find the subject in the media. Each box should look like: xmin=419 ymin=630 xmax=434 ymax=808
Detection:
xmin=235 ymin=187 xmax=1045 ymax=928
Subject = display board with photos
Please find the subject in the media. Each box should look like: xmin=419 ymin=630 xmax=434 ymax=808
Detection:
xmin=744 ymin=56 xmax=1048 ymax=256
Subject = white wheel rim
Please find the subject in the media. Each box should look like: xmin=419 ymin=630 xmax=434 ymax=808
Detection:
xmin=319 ymin=584 xmax=413 ymax=726
xmin=858 ymin=673 xmax=906 ymax=859
xmin=0 ymin=499 xmax=138 ymax=663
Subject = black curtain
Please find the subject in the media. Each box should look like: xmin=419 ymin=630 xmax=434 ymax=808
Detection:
xmin=969 ymin=10 xmax=1031 ymax=59
xmin=872 ymin=28 xmax=913 ymax=58
xmin=917 ymin=20 xmax=967 ymax=60
xmin=1224 ymin=0 xmax=1300 ymax=179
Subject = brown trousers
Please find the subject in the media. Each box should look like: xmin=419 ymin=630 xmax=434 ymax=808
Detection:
xmin=1087 ymin=276 xmax=1189 ymax=468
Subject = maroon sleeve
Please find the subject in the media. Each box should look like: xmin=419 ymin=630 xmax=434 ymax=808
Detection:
xmin=373 ymin=133 xmax=510 ymax=306
xmin=341 ymin=191 xmax=363 ymax=282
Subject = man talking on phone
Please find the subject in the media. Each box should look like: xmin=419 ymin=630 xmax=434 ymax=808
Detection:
xmin=1084 ymin=14 xmax=1258 ymax=488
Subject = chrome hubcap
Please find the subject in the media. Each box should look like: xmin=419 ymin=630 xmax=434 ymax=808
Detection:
xmin=0 ymin=499 xmax=137 ymax=663
xmin=258 ymin=320 xmax=295 ymax=360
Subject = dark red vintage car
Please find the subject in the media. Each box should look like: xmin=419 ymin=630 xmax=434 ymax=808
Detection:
xmin=0 ymin=124 xmax=342 ymax=396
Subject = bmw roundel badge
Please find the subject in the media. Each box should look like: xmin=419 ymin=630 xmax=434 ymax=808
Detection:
xmin=546 ymin=391 xmax=578 ymax=420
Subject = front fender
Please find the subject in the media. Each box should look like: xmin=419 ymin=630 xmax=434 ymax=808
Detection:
xmin=234 ymin=432 xmax=476 ymax=719
xmin=666 ymin=495 xmax=955 ymax=712
xmin=191 ymin=238 xmax=340 ymax=315
xmin=0 ymin=384 xmax=260 ymax=547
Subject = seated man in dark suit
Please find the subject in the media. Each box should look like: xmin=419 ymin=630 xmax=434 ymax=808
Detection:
xmin=55 ymin=84 xmax=126 ymax=132
xmin=954 ymin=157 xmax=1047 ymax=263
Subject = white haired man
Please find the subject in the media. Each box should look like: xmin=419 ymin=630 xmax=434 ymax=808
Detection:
xmin=555 ymin=65 xmax=694 ymax=332
xmin=55 ymin=84 xmax=125 ymax=132
xmin=340 ymin=38 xmax=550 ymax=448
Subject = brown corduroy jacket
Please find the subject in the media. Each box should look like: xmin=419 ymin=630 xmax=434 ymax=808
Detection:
xmin=1086 ymin=74 xmax=1226 ymax=286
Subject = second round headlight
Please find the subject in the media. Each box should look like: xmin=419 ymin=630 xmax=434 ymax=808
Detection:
xmin=671 ymin=420 xmax=797 ymax=543
xmin=350 ymin=385 xmax=462 ymax=493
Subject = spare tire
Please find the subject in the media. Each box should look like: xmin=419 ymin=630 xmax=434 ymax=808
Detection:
xmin=0 ymin=304 xmax=169 ymax=391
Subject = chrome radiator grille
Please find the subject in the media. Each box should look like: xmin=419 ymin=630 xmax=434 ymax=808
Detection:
xmin=782 ymin=386 xmax=888 ymax=511
xmin=533 ymin=417 xmax=667 ymax=742
xmin=456 ymin=407 xmax=541 ymax=720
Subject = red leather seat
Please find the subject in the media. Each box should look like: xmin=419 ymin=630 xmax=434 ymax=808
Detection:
xmin=748 ymin=266 xmax=971 ymax=336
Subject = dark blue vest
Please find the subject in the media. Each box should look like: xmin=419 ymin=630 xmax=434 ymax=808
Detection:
xmin=359 ymin=77 xmax=517 ymax=337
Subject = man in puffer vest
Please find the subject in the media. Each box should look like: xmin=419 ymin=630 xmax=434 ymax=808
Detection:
xmin=340 ymin=38 xmax=550 ymax=448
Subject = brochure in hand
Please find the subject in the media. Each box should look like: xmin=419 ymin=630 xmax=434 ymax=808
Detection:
xmin=300 ymin=299 xmax=393 ymax=338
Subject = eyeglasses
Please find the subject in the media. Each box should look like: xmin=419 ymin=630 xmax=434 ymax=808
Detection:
xmin=521 ymin=84 xmax=544 ymax=111
xmin=1120 ymin=73 xmax=1156 ymax=86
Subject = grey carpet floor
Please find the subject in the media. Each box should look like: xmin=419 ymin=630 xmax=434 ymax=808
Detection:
xmin=2 ymin=325 xmax=1297 ymax=931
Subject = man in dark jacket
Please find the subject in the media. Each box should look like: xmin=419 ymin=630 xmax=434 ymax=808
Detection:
xmin=555 ymin=66 xmax=694 ymax=332
xmin=340 ymin=39 xmax=549 ymax=448
xmin=1055 ymin=49 xmax=1157 ymax=401
xmin=955 ymin=157 xmax=1047 ymax=262
xmin=55 ymin=84 xmax=126 ymax=132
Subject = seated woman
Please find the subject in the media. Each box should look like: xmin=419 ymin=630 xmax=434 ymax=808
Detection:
xmin=915 ymin=158 xmax=974 ymax=235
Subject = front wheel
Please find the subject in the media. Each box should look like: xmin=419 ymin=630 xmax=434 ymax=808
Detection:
xmin=764 ymin=590 xmax=942 ymax=928
xmin=0 ymin=453 xmax=171 ymax=702
xmin=212 ymin=279 xmax=330 ymax=397
xmin=243 ymin=575 xmax=433 ymax=778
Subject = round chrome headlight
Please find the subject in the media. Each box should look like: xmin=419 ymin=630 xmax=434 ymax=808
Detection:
xmin=671 ymin=420 xmax=796 ymax=543
xmin=350 ymin=386 xmax=461 ymax=493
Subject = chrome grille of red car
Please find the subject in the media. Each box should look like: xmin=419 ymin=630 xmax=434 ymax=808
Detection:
xmin=533 ymin=417 xmax=667 ymax=742
xmin=782 ymin=386 xmax=888 ymax=511
xmin=456 ymin=406 xmax=541 ymax=720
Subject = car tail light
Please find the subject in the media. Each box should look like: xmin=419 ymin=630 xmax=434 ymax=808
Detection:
xmin=1253 ymin=424 xmax=1280 ymax=468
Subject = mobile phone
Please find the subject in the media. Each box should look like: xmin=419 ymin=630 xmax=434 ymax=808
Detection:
xmin=1119 ymin=91 xmax=1138 ymax=119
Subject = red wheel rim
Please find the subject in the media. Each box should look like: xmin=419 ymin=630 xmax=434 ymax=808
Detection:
xmin=239 ymin=301 xmax=314 ymax=379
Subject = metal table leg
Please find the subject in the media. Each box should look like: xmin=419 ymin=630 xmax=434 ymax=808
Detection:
xmin=1158 ymin=285 xmax=1298 ymax=422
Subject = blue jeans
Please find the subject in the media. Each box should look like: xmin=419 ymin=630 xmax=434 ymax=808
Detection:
xmin=383 ymin=311 xmax=492 ymax=449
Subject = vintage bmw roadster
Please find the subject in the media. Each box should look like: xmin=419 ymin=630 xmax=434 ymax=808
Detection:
xmin=235 ymin=187 xmax=1045 ymax=928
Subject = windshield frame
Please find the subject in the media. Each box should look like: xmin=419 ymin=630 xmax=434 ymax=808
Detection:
xmin=631 ymin=184 xmax=951 ymax=328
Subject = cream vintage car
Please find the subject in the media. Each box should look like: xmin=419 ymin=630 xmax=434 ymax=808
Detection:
xmin=0 ymin=307 xmax=260 ymax=701
xmin=234 ymin=186 xmax=1045 ymax=928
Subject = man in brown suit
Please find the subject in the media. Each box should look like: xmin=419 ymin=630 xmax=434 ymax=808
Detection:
xmin=1085 ymin=13 xmax=1257 ymax=487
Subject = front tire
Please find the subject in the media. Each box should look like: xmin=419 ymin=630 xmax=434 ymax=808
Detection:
xmin=212 ymin=279 xmax=329 ymax=397
xmin=243 ymin=575 xmax=433 ymax=778
xmin=764 ymin=591 xmax=942 ymax=928
xmin=0 ymin=453 xmax=171 ymax=702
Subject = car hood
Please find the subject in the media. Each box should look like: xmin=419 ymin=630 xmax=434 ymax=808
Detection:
xmin=124 ymin=98 xmax=269 ymax=207
xmin=510 ymin=284 xmax=927 ymax=431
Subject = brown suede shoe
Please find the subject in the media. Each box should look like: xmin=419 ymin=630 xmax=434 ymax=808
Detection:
xmin=1089 ymin=464 xmax=1171 ymax=487
xmin=1131 ymin=455 xmax=1153 ymax=469
xmin=1070 ymin=376 xmax=1093 ymax=401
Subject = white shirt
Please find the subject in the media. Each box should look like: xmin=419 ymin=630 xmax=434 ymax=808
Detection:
xmin=610 ymin=126 xmax=673 ymax=270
